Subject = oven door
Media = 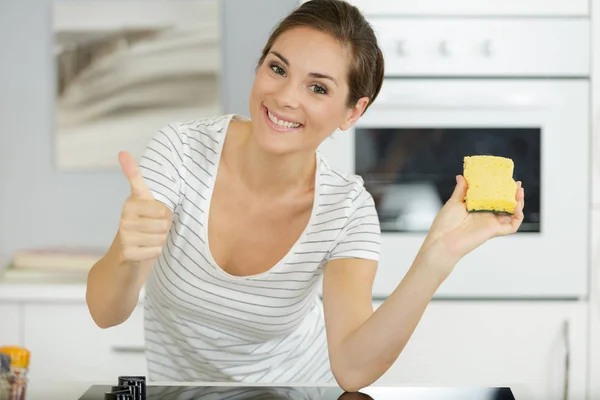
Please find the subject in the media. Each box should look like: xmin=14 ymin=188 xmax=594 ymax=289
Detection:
xmin=318 ymin=79 xmax=589 ymax=299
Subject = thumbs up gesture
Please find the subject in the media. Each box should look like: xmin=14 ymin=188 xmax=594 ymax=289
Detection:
xmin=117 ymin=151 xmax=172 ymax=265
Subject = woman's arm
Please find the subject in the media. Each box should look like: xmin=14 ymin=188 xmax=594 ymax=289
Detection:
xmin=322 ymin=246 xmax=453 ymax=392
xmin=86 ymin=122 xmax=185 ymax=328
xmin=86 ymin=151 xmax=173 ymax=329
xmin=323 ymin=176 xmax=525 ymax=392
xmin=86 ymin=232 xmax=156 ymax=328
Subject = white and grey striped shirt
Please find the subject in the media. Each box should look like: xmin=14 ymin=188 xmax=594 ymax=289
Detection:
xmin=138 ymin=114 xmax=381 ymax=384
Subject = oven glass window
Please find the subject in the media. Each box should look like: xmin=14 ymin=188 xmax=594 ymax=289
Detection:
xmin=355 ymin=128 xmax=540 ymax=233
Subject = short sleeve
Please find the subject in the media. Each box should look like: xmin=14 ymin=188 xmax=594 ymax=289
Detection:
xmin=138 ymin=123 xmax=186 ymax=211
xmin=326 ymin=190 xmax=381 ymax=262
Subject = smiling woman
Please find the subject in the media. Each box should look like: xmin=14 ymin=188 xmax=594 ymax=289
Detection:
xmin=85 ymin=0 xmax=524 ymax=393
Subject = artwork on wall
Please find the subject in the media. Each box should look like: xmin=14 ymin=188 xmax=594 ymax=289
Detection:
xmin=53 ymin=0 xmax=221 ymax=171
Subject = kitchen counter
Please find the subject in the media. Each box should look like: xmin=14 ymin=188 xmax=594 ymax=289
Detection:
xmin=26 ymin=381 xmax=339 ymax=399
xmin=25 ymin=380 xmax=531 ymax=400
xmin=0 ymin=278 xmax=145 ymax=302
xmin=0 ymin=281 xmax=88 ymax=302
xmin=26 ymin=380 xmax=94 ymax=399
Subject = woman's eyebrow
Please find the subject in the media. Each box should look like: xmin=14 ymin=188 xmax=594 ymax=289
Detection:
xmin=269 ymin=51 xmax=338 ymax=86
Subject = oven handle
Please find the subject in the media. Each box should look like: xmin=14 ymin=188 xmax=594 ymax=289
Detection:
xmin=110 ymin=345 xmax=146 ymax=354
xmin=562 ymin=319 xmax=570 ymax=400
xmin=373 ymin=92 xmax=557 ymax=109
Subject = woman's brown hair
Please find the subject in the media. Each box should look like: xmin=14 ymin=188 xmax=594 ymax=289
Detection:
xmin=257 ymin=0 xmax=384 ymax=115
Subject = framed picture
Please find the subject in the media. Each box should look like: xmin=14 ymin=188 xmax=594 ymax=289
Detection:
xmin=53 ymin=0 xmax=221 ymax=171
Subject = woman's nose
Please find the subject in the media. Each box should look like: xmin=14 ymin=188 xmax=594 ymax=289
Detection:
xmin=274 ymin=80 xmax=300 ymax=110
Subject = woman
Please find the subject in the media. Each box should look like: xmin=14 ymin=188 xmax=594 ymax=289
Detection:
xmin=86 ymin=0 xmax=525 ymax=392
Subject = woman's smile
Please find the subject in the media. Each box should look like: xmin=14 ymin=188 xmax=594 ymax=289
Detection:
xmin=262 ymin=105 xmax=304 ymax=133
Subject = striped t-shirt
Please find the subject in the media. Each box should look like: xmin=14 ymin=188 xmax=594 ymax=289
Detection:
xmin=138 ymin=114 xmax=381 ymax=384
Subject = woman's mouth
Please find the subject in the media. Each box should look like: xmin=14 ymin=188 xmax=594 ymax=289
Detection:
xmin=263 ymin=106 xmax=304 ymax=132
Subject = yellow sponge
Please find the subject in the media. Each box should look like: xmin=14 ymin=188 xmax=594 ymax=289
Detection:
xmin=463 ymin=155 xmax=517 ymax=214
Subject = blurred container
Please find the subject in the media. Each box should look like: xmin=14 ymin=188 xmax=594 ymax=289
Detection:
xmin=0 ymin=347 xmax=30 ymax=400
xmin=0 ymin=353 xmax=11 ymax=400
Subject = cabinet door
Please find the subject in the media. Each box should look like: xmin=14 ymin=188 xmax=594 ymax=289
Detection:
xmin=589 ymin=209 xmax=600 ymax=399
xmin=301 ymin=0 xmax=589 ymax=16
xmin=592 ymin=0 xmax=600 ymax=206
xmin=23 ymin=303 xmax=147 ymax=382
xmin=372 ymin=301 xmax=587 ymax=400
xmin=593 ymin=111 xmax=600 ymax=205
xmin=0 ymin=303 xmax=21 ymax=346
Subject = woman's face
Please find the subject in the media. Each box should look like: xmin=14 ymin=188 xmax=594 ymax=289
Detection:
xmin=248 ymin=26 xmax=368 ymax=156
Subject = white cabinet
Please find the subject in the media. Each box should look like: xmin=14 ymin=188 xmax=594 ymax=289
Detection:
xmin=301 ymin=0 xmax=589 ymax=16
xmin=593 ymin=0 xmax=600 ymax=206
xmin=23 ymin=303 xmax=147 ymax=382
xmin=593 ymin=69 xmax=600 ymax=205
xmin=593 ymin=127 xmax=600 ymax=205
xmin=373 ymin=301 xmax=587 ymax=400
xmin=588 ymin=210 xmax=600 ymax=400
xmin=589 ymin=4 xmax=600 ymax=398
xmin=0 ymin=303 xmax=22 ymax=346
xmin=1 ymin=289 xmax=591 ymax=400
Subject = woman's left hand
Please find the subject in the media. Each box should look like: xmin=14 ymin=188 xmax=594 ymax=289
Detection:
xmin=420 ymin=175 xmax=525 ymax=268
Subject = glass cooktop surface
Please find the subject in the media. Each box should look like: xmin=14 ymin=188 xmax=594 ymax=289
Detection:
xmin=79 ymin=384 xmax=517 ymax=400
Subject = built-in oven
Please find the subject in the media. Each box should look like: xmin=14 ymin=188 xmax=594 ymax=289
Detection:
xmin=317 ymin=17 xmax=590 ymax=299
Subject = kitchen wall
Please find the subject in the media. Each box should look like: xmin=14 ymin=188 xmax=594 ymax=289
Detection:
xmin=0 ymin=0 xmax=298 ymax=267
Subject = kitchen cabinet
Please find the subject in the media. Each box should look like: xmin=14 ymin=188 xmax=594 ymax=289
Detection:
xmin=301 ymin=0 xmax=589 ymax=17
xmin=589 ymin=4 xmax=600 ymax=398
xmin=594 ymin=0 xmax=600 ymax=207
xmin=1 ymin=281 xmax=591 ymax=399
xmin=373 ymin=301 xmax=587 ymax=400
xmin=0 ymin=303 xmax=22 ymax=346
xmin=593 ymin=96 xmax=600 ymax=205
xmin=23 ymin=303 xmax=147 ymax=382
xmin=588 ymin=210 xmax=600 ymax=400
xmin=18 ymin=297 xmax=588 ymax=400
xmin=594 ymin=138 xmax=600 ymax=206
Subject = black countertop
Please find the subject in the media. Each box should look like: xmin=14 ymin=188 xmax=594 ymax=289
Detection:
xmin=78 ymin=384 xmax=517 ymax=400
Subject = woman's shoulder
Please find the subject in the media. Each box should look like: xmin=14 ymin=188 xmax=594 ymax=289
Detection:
xmin=165 ymin=114 xmax=246 ymax=144
xmin=316 ymin=153 xmax=376 ymax=210
xmin=312 ymin=154 xmax=381 ymax=262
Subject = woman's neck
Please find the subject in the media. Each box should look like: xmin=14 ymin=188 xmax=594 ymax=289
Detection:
xmin=232 ymin=122 xmax=316 ymax=198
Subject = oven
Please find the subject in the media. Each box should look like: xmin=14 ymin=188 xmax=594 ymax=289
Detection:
xmin=317 ymin=17 xmax=590 ymax=299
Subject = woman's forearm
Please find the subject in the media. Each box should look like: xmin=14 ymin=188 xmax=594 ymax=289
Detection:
xmin=85 ymin=233 xmax=153 ymax=329
xmin=332 ymin=173 xmax=525 ymax=392
xmin=332 ymin=244 xmax=455 ymax=391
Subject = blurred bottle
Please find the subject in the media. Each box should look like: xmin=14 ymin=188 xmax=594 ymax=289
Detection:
xmin=0 ymin=353 xmax=11 ymax=400
xmin=0 ymin=347 xmax=30 ymax=400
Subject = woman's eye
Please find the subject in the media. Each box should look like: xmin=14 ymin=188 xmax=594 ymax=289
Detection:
xmin=270 ymin=64 xmax=285 ymax=76
xmin=310 ymin=84 xmax=328 ymax=95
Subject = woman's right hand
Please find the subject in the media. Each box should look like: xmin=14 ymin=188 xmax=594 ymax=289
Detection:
xmin=117 ymin=151 xmax=172 ymax=266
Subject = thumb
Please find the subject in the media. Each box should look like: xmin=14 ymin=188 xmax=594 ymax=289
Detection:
xmin=449 ymin=175 xmax=468 ymax=203
xmin=118 ymin=151 xmax=153 ymax=199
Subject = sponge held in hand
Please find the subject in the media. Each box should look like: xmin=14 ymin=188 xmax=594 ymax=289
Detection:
xmin=463 ymin=155 xmax=517 ymax=215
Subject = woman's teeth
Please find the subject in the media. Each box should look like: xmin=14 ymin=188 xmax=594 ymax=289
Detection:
xmin=267 ymin=110 xmax=301 ymax=128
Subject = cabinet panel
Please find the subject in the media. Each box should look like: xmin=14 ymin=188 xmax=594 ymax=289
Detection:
xmin=589 ymin=210 xmax=600 ymax=399
xmin=17 ymin=296 xmax=590 ymax=400
xmin=373 ymin=301 xmax=587 ymax=400
xmin=23 ymin=303 xmax=146 ymax=382
xmin=301 ymin=0 xmax=589 ymax=16
xmin=0 ymin=303 xmax=21 ymax=346
xmin=593 ymin=0 xmax=600 ymax=206
xmin=593 ymin=111 xmax=600 ymax=206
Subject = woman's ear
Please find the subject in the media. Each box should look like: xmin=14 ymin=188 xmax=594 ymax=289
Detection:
xmin=339 ymin=97 xmax=369 ymax=131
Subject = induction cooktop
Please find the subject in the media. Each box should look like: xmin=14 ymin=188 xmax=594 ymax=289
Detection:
xmin=78 ymin=376 xmax=517 ymax=400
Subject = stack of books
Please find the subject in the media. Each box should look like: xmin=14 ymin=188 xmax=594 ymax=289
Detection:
xmin=0 ymin=248 xmax=105 ymax=283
